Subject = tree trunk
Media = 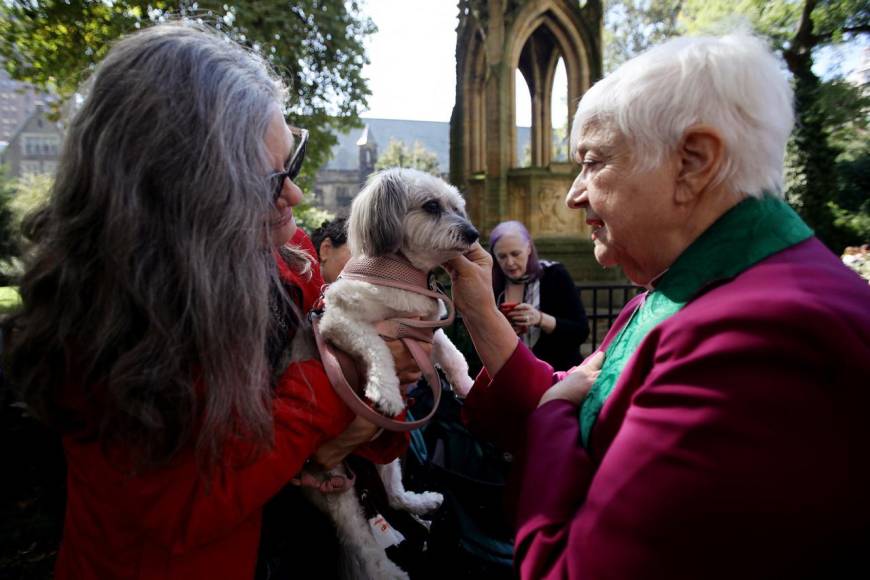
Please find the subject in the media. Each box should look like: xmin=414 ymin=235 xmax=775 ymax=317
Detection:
xmin=782 ymin=0 xmax=841 ymax=250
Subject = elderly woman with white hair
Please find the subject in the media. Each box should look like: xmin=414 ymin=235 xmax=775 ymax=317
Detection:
xmin=446 ymin=33 xmax=870 ymax=578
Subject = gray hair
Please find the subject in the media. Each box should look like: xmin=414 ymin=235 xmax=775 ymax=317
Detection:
xmin=571 ymin=32 xmax=794 ymax=198
xmin=4 ymin=22 xmax=290 ymax=468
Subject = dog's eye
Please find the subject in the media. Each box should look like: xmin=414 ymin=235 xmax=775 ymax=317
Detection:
xmin=422 ymin=200 xmax=441 ymax=214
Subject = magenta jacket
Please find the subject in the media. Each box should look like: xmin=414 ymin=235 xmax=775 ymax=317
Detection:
xmin=464 ymin=237 xmax=870 ymax=579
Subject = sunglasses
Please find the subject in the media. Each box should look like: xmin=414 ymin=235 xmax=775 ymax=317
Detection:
xmin=268 ymin=126 xmax=308 ymax=202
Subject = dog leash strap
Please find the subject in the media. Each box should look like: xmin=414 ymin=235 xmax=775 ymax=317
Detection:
xmin=312 ymin=318 xmax=441 ymax=432
xmin=373 ymin=320 xmax=434 ymax=343
xmin=401 ymin=336 xmax=442 ymax=415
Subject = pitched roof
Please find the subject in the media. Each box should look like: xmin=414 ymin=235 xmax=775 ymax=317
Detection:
xmin=356 ymin=124 xmax=376 ymax=146
xmin=5 ymin=103 xmax=63 ymax=147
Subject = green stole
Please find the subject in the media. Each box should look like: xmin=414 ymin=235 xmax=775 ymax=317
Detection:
xmin=578 ymin=196 xmax=813 ymax=447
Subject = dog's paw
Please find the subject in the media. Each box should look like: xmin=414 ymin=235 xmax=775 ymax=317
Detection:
xmin=365 ymin=376 xmax=405 ymax=416
xmin=451 ymin=374 xmax=474 ymax=398
xmin=389 ymin=490 xmax=444 ymax=515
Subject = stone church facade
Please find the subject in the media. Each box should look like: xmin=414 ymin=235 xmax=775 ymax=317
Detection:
xmin=313 ymin=117 xmax=530 ymax=218
xmin=450 ymin=0 xmax=620 ymax=281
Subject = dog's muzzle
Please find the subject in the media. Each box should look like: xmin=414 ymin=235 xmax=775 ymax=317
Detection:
xmin=460 ymin=223 xmax=479 ymax=245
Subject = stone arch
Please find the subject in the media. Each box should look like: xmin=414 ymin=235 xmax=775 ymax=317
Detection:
xmin=451 ymin=0 xmax=603 ymax=279
xmin=459 ymin=26 xmax=486 ymax=175
xmin=508 ymin=3 xmax=595 ymax=167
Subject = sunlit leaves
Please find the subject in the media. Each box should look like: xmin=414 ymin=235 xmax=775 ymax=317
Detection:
xmin=375 ymin=139 xmax=441 ymax=176
xmin=0 ymin=0 xmax=377 ymax=192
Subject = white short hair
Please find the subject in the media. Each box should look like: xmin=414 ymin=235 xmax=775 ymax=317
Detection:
xmin=571 ymin=33 xmax=794 ymax=198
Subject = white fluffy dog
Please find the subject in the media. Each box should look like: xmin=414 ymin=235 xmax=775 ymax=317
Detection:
xmin=309 ymin=168 xmax=478 ymax=579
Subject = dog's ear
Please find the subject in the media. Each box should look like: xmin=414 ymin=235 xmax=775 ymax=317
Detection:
xmin=349 ymin=169 xmax=407 ymax=257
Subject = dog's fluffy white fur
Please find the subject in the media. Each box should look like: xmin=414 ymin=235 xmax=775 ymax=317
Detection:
xmin=309 ymin=168 xmax=478 ymax=579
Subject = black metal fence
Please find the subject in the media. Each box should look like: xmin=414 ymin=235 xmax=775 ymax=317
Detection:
xmin=576 ymin=283 xmax=643 ymax=354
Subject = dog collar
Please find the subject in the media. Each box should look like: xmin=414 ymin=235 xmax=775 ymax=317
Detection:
xmin=340 ymin=254 xmax=430 ymax=290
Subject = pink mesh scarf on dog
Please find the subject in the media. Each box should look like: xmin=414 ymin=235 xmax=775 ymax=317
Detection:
xmin=312 ymin=254 xmax=454 ymax=431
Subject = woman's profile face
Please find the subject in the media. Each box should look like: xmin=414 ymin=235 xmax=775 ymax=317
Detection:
xmin=493 ymin=233 xmax=531 ymax=281
xmin=565 ymin=124 xmax=679 ymax=285
xmin=265 ymin=107 xmax=304 ymax=247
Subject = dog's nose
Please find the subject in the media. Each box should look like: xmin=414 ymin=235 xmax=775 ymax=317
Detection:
xmin=461 ymin=224 xmax=479 ymax=244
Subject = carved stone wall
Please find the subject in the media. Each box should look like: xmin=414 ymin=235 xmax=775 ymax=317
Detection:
xmin=451 ymin=0 xmax=610 ymax=281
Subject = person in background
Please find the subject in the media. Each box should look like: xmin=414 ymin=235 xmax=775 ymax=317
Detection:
xmin=447 ymin=32 xmax=870 ymax=579
xmin=310 ymin=218 xmax=351 ymax=284
xmin=0 ymin=22 xmax=417 ymax=579
xmin=489 ymin=220 xmax=589 ymax=371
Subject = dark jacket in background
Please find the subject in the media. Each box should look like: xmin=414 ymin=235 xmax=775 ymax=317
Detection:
xmin=531 ymin=262 xmax=589 ymax=371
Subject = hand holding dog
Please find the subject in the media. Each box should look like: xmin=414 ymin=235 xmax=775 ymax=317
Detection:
xmin=311 ymin=337 xmax=429 ymax=469
xmin=385 ymin=334 xmax=431 ymax=385
xmin=538 ymin=351 xmax=605 ymax=407
xmin=444 ymin=242 xmax=496 ymax=320
xmin=312 ymin=415 xmax=380 ymax=469
xmin=445 ymin=243 xmax=519 ymax=376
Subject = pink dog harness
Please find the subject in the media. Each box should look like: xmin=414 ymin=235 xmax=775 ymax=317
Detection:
xmin=312 ymin=254 xmax=451 ymax=432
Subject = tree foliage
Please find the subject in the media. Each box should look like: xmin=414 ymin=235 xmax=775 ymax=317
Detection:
xmin=294 ymin=202 xmax=334 ymax=234
xmin=0 ymin=172 xmax=53 ymax=283
xmin=7 ymin=172 xmax=53 ymax=230
xmin=0 ymin=0 xmax=377 ymax=192
xmin=603 ymin=0 xmax=683 ymax=73
xmin=0 ymin=169 xmax=19 ymax=282
xmin=375 ymin=139 xmax=442 ymax=175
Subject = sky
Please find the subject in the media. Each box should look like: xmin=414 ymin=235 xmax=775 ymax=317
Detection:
xmin=360 ymin=0 xmax=459 ymax=123
xmin=359 ymin=0 xmax=869 ymax=124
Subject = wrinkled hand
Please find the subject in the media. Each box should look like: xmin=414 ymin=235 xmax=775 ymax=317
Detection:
xmin=385 ymin=334 xmax=431 ymax=384
xmin=443 ymin=242 xmax=497 ymax=320
xmin=311 ymin=415 xmax=380 ymax=469
xmin=444 ymin=243 xmax=516 ymax=375
xmin=310 ymin=334 xmax=431 ymax=469
xmin=538 ymin=351 xmax=605 ymax=407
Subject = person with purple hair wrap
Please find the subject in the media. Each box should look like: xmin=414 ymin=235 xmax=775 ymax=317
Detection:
xmin=489 ymin=221 xmax=589 ymax=371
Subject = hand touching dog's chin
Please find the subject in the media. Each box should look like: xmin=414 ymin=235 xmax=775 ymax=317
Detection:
xmin=402 ymin=246 xmax=470 ymax=273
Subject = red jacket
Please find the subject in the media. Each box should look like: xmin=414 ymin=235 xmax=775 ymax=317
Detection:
xmin=55 ymin=232 xmax=402 ymax=579
xmin=56 ymin=359 xmax=353 ymax=579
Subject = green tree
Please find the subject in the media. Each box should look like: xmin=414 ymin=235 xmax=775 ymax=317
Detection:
xmin=0 ymin=168 xmax=19 ymax=283
xmin=807 ymin=78 xmax=869 ymax=245
xmin=0 ymin=0 xmax=377 ymax=193
xmin=295 ymin=203 xmax=334 ymax=234
xmin=8 ymin=173 xmax=53 ymax=230
xmin=375 ymin=139 xmax=442 ymax=175
xmin=603 ymin=0 xmax=684 ymax=73
xmin=0 ymin=172 xmax=54 ymax=283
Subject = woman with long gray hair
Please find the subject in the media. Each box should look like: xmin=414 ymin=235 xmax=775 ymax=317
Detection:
xmin=1 ymin=22 xmax=415 ymax=579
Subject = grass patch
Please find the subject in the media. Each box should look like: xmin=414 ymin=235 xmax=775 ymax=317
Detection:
xmin=0 ymin=286 xmax=21 ymax=314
